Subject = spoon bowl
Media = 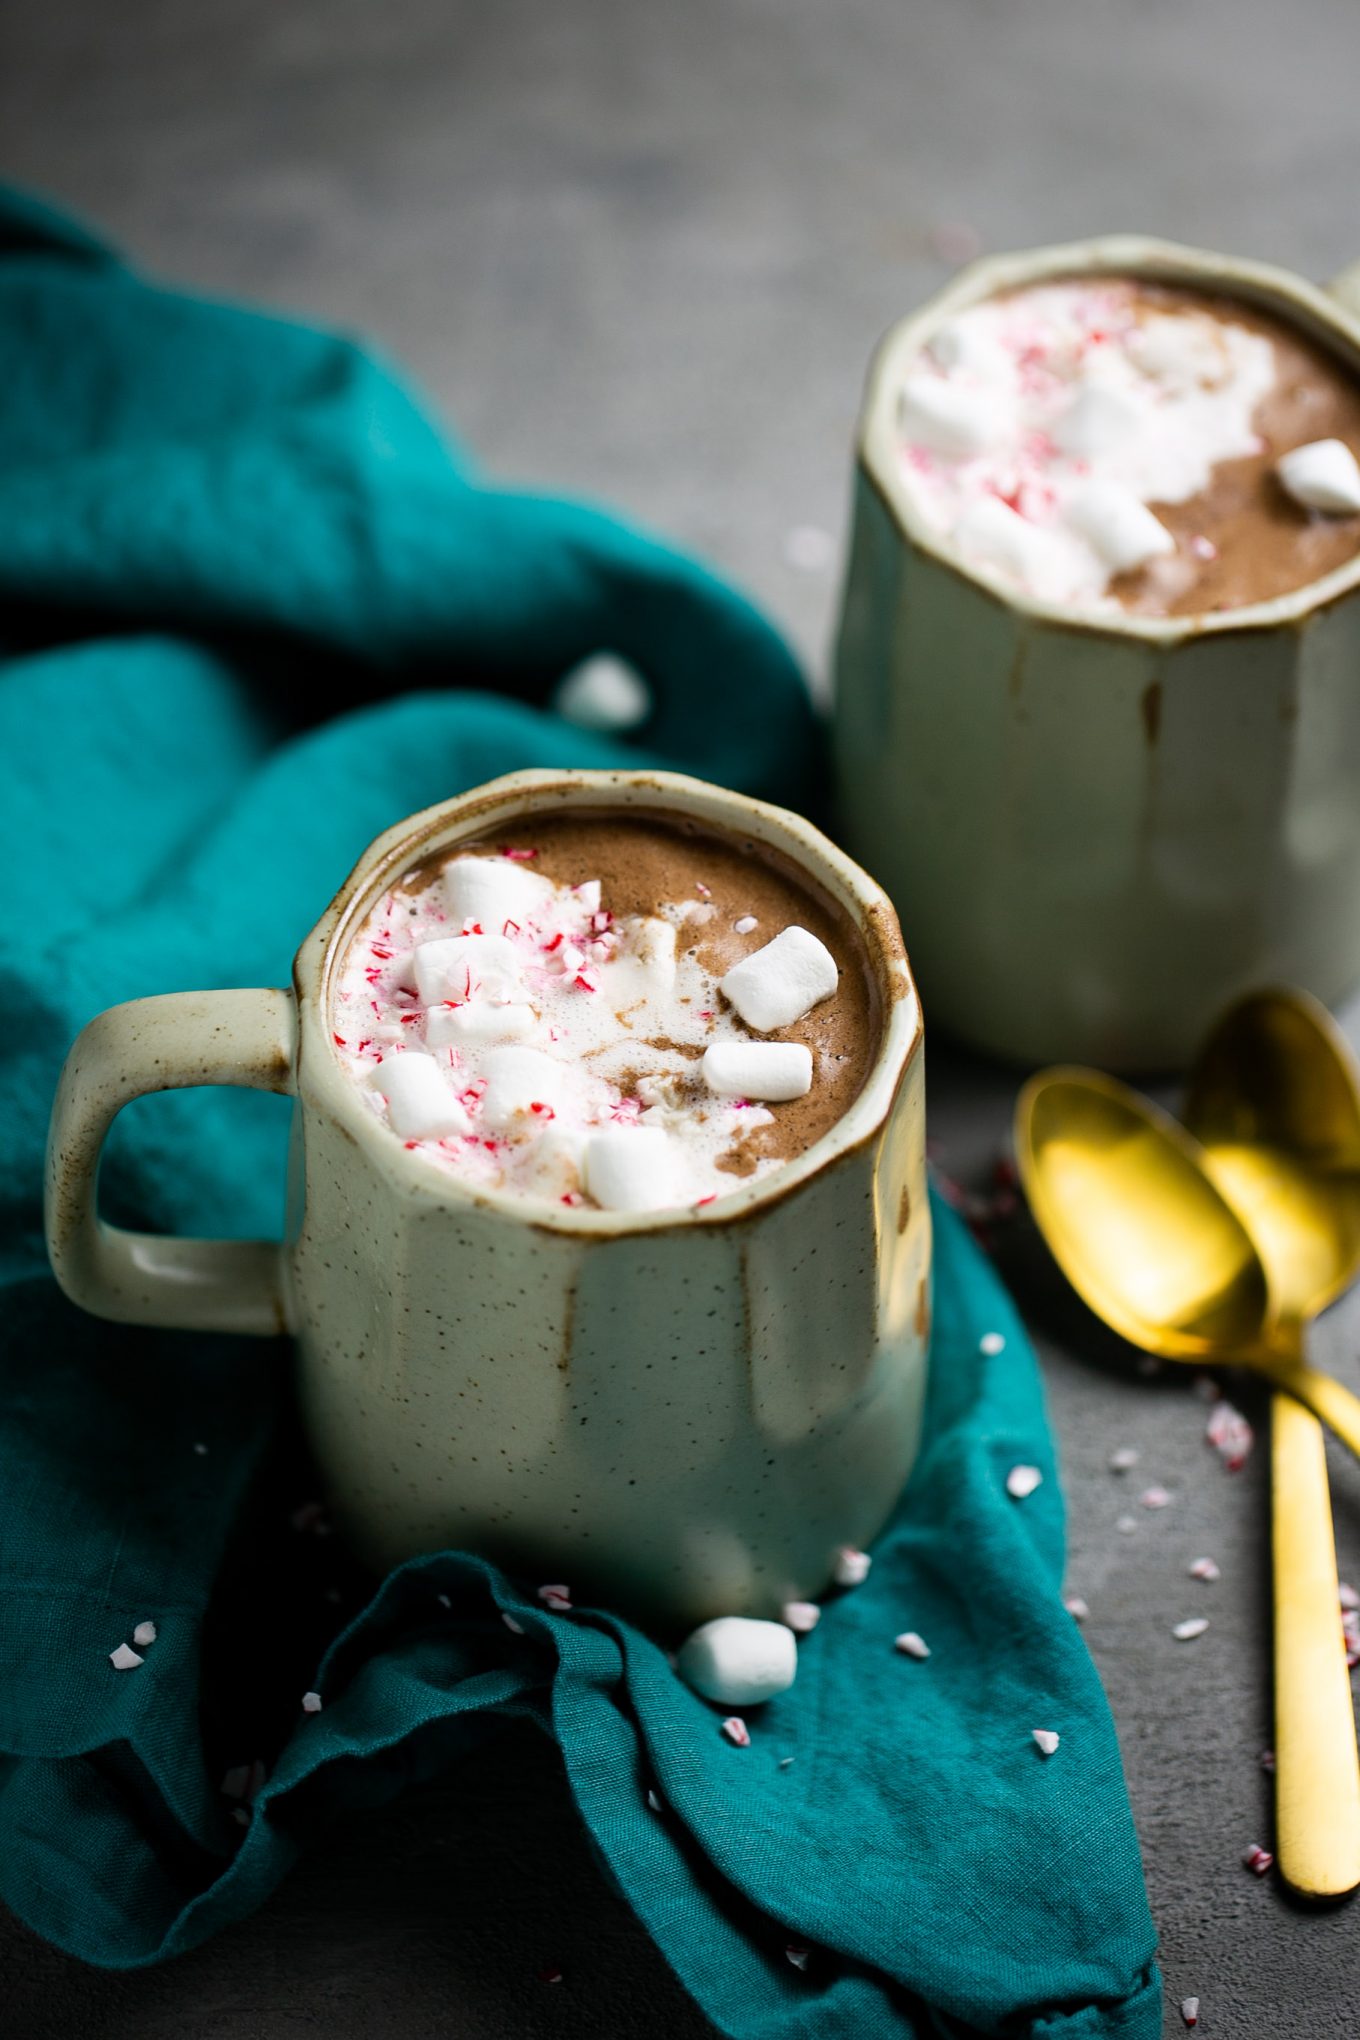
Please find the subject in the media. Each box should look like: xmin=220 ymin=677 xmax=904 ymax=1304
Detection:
xmin=1016 ymin=1066 xmax=1273 ymax=1362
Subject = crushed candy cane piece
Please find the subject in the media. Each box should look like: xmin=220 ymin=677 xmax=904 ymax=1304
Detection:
xmin=1340 ymin=1583 xmax=1360 ymax=1611
xmin=503 ymin=1612 xmax=525 ymax=1635
xmin=109 ymin=1643 xmax=143 ymax=1671
xmin=895 ymin=1631 xmax=931 ymax=1659
xmin=1032 ymin=1729 xmax=1060 ymax=1756
xmin=1116 ymin=1514 xmax=1138 ymax=1534
xmin=782 ymin=1600 xmax=821 ymax=1634
xmin=1260 ymin=1748 xmax=1276 ymax=1772
xmin=232 ymin=1806 xmax=250 ymax=1828
xmin=721 ymin=1716 xmax=751 ymax=1747
xmin=1139 ymin=1485 xmax=1172 ymax=1509
xmin=833 ymin=1546 xmax=872 ymax=1587
xmin=1189 ymin=1557 xmax=1221 ymax=1582
xmin=132 ymin=1620 xmax=157 ymax=1647
xmin=979 ymin=1331 xmax=1006 ymax=1355
xmin=646 ymin=1789 xmax=663 ymax=1812
xmin=1173 ymin=1617 xmax=1209 ymax=1642
xmin=1064 ymin=1596 xmax=1090 ymax=1622
xmin=301 ymin=1690 xmax=323 ymax=1713
xmin=1108 ymin=1445 xmax=1139 ymax=1473
xmin=785 ymin=1943 xmax=811 ymax=1971
xmin=1180 ymin=1997 xmax=1200 ymax=2028
xmin=778 ymin=1756 xmax=795 ymax=1769
xmin=538 ymin=1963 xmax=564 ymax=1984
xmin=1206 ymin=1399 xmax=1253 ymax=1471
xmin=1006 ymin=1464 xmax=1043 ymax=1500
xmin=1242 ymin=1842 xmax=1273 ymax=1876
xmin=537 ymin=1582 xmax=572 ymax=1610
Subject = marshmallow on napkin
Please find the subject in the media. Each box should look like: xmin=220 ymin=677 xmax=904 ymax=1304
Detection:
xmin=702 ymin=1041 xmax=812 ymax=1101
xmin=676 ymin=1616 xmax=798 ymax=1707
xmin=719 ymin=926 xmax=837 ymax=1033
xmin=1276 ymin=438 xmax=1360 ymax=514
xmin=369 ymin=1054 xmax=471 ymax=1140
xmin=440 ymin=855 xmax=556 ymax=932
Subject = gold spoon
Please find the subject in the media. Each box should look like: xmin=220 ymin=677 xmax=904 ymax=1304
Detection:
xmin=1185 ymin=986 xmax=1360 ymax=1901
xmin=1014 ymin=1067 xmax=1360 ymax=1450
xmin=1015 ymin=1051 xmax=1360 ymax=1899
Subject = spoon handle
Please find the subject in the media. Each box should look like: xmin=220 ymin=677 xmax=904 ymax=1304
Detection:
xmin=1271 ymin=1391 xmax=1360 ymax=1899
xmin=1264 ymin=1355 xmax=1360 ymax=1462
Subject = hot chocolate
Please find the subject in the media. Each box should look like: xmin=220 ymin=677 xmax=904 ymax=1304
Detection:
xmin=896 ymin=277 xmax=1360 ymax=617
xmin=332 ymin=811 xmax=879 ymax=1212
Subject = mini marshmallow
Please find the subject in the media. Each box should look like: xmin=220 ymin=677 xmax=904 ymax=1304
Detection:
xmin=702 ymin=1041 xmax=813 ymax=1102
xmin=632 ymin=916 xmax=677 ymax=987
xmin=833 ymin=1546 xmax=871 ymax=1588
xmin=301 ymin=1690 xmax=323 ymax=1713
xmin=1276 ymin=437 xmax=1360 ymax=514
xmin=1173 ymin=1617 xmax=1209 ymax=1641
xmin=899 ymin=373 xmax=1005 ymax=458
xmin=479 ymin=1046 xmax=573 ymax=1131
xmin=952 ymin=497 xmax=1067 ymax=589
xmin=584 ymin=1126 xmax=679 ymax=1212
xmin=782 ymin=1600 xmax=821 ymax=1634
xmin=1065 ymin=481 xmax=1175 ymax=574
xmin=677 ymin=1617 xmax=797 ymax=1707
xmin=720 ymin=926 xmax=837 ymax=1033
xmin=440 ymin=854 xmax=556 ymax=932
xmin=413 ymin=933 xmax=521 ymax=1007
xmin=1052 ymin=383 xmax=1141 ymax=460
xmin=132 ymin=1620 xmax=157 ymax=1648
xmin=927 ymin=318 xmax=1010 ymax=380
xmin=109 ymin=1643 xmax=143 ymax=1670
xmin=425 ymin=1001 xmax=536 ymax=1048
xmin=370 ymin=1054 xmax=472 ymax=1140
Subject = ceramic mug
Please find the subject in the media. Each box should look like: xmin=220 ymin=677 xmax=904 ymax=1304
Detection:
xmin=834 ymin=235 xmax=1360 ymax=1071
xmin=44 ymin=768 xmax=929 ymax=1628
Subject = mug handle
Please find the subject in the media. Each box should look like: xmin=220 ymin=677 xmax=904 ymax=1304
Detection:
xmin=44 ymin=987 xmax=297 ymax=1337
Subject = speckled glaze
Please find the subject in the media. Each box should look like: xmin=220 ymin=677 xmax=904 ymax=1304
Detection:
xmin=45 ymin=770 xmax=929 ymax=1629
xmin=835 ymin=237 xmax=1360 ymax=1071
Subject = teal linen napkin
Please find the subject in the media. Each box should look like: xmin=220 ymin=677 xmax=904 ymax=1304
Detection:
xmin=0 ymin=190 xmax=1160 ymax=2037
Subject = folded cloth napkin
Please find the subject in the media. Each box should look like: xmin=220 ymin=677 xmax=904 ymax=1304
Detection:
xmin=0 ymin=190 xmax=1161 ymax=2036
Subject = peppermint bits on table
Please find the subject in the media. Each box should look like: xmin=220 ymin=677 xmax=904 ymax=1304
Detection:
xmin=721 ymin=1716 xmax=751 ymax=1748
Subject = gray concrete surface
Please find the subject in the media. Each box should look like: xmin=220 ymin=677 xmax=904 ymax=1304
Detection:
xmin=4 ymin=1 xmax=1360 ymax=2032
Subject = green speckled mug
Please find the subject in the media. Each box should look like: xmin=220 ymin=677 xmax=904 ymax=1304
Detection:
xmin=45 ymin=769 xmax=930 ymax=1628
xmin=836 ymin=236 xmax=1360 ymax=1071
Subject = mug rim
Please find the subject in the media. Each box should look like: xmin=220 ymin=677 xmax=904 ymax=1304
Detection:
xmin=859 ymin=232 xmax=1360 ymax=644
xmin=292 ymin=768 xmax=922 ymax=1234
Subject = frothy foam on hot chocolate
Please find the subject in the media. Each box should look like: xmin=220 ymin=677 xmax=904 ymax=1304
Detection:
xmin=897 ymin=280 xmax=1279 ymax=609
xmin=333 ymin=847 xmax=842 ymax=1212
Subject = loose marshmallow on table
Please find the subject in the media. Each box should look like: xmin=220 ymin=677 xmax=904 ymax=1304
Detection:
xmin=676 ymin=1616 xmax=798 ymax=1707
xmin=702 ymin=1041 xmax=813 ymax=1102
xmin=720 ymin=926 xmax=838 ymax=1033
xmin=413 ymin=932 xmax=522 ymax=1007
xmin=1064 ymin=482 xmax=1176 ymax=575
xmin=1276 ymin=438 xmax=1360 ymax=514
xmin=440 ymin=854 xmax=556 ymax=931
xmin=584 ymin=1126 xmax=679 ymax=1212
xmin=369 ymin=1054 xmax=471 ymax=1140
